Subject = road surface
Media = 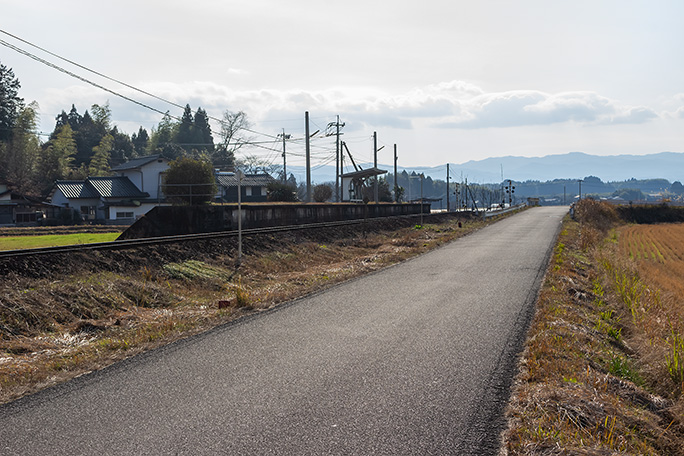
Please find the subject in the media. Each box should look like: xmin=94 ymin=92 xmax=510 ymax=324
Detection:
xmin=0 ymin=206 xmax=566 ymax=455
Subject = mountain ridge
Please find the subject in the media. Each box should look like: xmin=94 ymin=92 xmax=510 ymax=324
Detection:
xmin=289 ymin=151 xmax=684 ymax=184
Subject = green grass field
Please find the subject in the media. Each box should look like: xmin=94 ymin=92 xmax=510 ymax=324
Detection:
xmin=0 ymin=232 xmax=120 ymax=251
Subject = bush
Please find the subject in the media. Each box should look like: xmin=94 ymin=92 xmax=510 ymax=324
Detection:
xmin=573 ymin=199 xmax=619 ymax=233
xmin=266 ymin=182 xmax=298 ymax=202
xmin=313 ymin=184 xmax=333 ymax=202
xmin=162 ymin=157 xmax=217 ymax=205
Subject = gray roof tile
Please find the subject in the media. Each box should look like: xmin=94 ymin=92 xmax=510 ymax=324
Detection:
xmin=111 ymin=154 xmax=165 ymax=171
xmin=55 ymin=181 xmax=99 ymax=199
xmin=55 ymin=177 xmax=149 ymax=199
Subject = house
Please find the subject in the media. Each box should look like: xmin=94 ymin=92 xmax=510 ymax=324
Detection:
xmin=0 ymin=184 xmax=60 ymax=226
xmin=215 ymin=172 xmax=277 ymax=202
xmin=111 ymin=154 xmax=169 ymax=200
xmin=47 ymin=155 xmax=172 ymax=224
xmin=49 ymin=176 xmax=154 ymax=223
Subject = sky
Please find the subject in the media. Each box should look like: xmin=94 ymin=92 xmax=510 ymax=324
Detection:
xmin=2 ymin=0 xmax=684 ymax=177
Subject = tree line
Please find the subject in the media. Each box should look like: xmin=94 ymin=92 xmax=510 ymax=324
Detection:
xmin=0 ymin=60 xmax=253 ymax=197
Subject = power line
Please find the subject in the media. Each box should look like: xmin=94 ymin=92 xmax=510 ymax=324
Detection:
xmin=0 ymin=29 xmax=354 ymax=172
xmin=0 ymin=29 xmax=278 ymax=140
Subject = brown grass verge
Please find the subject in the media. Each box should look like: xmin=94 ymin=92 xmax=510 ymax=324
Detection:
xmin=502 ymin=200 xmax=684 ymax=454
xmin=0 ymin=212 xmax=513 ymax=404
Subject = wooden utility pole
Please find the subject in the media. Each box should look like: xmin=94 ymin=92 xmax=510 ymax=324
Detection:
xmin=305 ymin=111 xmax=311 ymax=202
xmin=280 ymin=129 xmax=290 ymax=184
xmin=446 ymin=164 xmax=450 ymax=212
xmin=393 ymin=144 xmax=398 ymax=203
xmin=373 ymin=131 xmax=378 ymax=204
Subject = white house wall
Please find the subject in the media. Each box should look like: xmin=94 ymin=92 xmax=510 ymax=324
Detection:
xmin=119 ymin=159 xmax=169 ymax=200
xmin=108 ymin=203 xmax=160 ymax=221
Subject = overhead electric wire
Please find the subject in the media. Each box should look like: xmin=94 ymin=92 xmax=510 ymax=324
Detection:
xmin=0 ymin=38 xmax=184 ymax=122
xmin=0 ymin=29 xmax=277 ymax=140
xmin=1 ymin=29 xmax=349 ymax=172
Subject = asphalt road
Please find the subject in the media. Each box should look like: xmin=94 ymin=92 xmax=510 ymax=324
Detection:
xmin=0 ymin=206 xmax=567 ymax=455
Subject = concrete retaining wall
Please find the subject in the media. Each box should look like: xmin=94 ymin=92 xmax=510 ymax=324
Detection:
xmin=118 ymin=203 xmax=429 ymax=239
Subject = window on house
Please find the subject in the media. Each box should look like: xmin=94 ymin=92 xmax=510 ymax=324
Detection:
xmin=245 ymin=187 xmax=252 ymax=197
xmin=116 ymin=211 xmax=134 ymax=219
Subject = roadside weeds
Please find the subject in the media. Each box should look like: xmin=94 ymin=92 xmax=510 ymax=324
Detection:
xmin=502 ymin=200 xmax=684 ymax=454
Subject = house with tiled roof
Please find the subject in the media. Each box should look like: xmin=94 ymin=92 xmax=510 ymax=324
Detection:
xmin=49 ymin=176 xmax=153 ymax=223
xmin=111 ymin=154 xmax=169 ymax=200
xmin=48 ymin=155 xmax=172 ymax=224
xmin=215 ymin=172 xmax=277 ymax=202
xmin=0 ymin=184 xmax=60 ymax=226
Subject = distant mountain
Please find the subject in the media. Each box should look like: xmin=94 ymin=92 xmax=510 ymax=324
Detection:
xmin=289 ymin=151 xmax=684 ymax=184
xmin=453 ymin=152 xmax=684 ymax=183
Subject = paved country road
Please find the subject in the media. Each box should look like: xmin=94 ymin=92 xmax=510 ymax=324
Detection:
xmin=0 ymin=206 xmax=567 ymax=455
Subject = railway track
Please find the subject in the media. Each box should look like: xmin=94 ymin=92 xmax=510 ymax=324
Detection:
xmin=0 ymin=212 xmax=448 ymax=259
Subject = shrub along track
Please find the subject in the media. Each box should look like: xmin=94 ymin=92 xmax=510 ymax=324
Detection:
xmin=0 ymin=210 xmax=505 ymax=404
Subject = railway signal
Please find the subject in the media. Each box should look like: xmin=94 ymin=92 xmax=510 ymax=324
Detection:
xmin=505 ymin=180 xmax=515 ymax=206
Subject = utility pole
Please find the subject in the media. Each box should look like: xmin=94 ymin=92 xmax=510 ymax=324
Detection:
xmin=446 ymin=163 xmax=450 ymax=212
xmin=420 ymin=173 xmax=424 ymax=225
xmin=578 ymin=179 xmax=583 ymax=201
xmin=237 ymin=170 xmax=243 ymax=267
xmin=393 ymin=144 xmax=398 ymax=203
xmin=279 ymin=129 xmax=290 ymax=184
xmin=373 ymin=131 xmax=378 ymax=204
xmin=305 ymin=111 xmax=311 ymax=202
xmin=326 ymin=116 xmax=345 ymax=202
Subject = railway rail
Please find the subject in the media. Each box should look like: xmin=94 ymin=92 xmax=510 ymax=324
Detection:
xmin=0 ymin=211 xmax=452 ymax=259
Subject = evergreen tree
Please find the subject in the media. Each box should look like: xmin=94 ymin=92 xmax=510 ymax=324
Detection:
xmin=109 ymin=126 xmax=135 ymax=165
xmin=194 ymin=107 xmax=214 ymax=152
xmin=0 ymin=61 xmax=24 ymax=142
xmin=89 ymin=133 xmax=113 ymax=176
xmin=131 ymin=126 xmax=149 ymax=156
xmin=176 ymin=104 xmax=195 ymax=152
xmin=51 ymin=110 xmax=69 ymax=140
xmin=67 ymin=104 xmax=81 ymax=131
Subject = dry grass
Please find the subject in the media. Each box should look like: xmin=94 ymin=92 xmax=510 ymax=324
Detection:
xmin=502 ymin=200 xmax=684 ymax=454
xmin=0 ymin=212 xmax=505 ymax=404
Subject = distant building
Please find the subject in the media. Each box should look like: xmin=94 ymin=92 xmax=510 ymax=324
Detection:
xmin=0 ymin=184 xmax=59 ymax=226
xmin=111 ymin=154 xmax=169 ymax=200
xmin=49 ymin=176 xmax=154 ymax=223
xmin=216 ymin=172 xmax=277 ymax=203
xmin=48 ymin=155 xmax=171 ymax=224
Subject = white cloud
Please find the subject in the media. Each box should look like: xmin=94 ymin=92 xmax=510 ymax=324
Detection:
xmin=35 ymin=78 xmax=661 ymax=139
xmin=433 ymin=89 xmax=658 ymax=129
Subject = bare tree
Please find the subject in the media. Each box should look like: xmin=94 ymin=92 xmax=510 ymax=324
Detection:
xmin=235 ymin=154 xmax=282 ymax=176
xmin=213 ymin=110 xmax=255 ymax=170
xmin=219 ymin=111 xmax=253 ymax=153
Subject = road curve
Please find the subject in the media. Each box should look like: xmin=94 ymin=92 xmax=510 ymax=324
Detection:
xmin=0 ymin=206 xmax=566 ymax=455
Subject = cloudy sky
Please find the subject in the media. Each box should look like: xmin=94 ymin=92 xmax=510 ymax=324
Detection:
xmin=2 ymin=0 xmax=684 ymax=175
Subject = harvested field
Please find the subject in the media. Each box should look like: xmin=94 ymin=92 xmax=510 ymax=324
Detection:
xmin=502 ymin=201 xmax=684 ymax=454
